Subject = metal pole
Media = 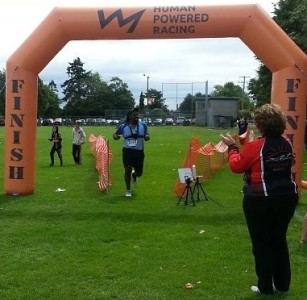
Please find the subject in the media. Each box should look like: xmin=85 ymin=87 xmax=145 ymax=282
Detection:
xmin=176 ymin=83 xmax=178 ymax=110
xmin=143 ymin=74 xmax=150 ymax=104
xmin=239 ymin=76 xmax=250 ymax=110
xmin=191 ymin=83 xmax=194 ymax=117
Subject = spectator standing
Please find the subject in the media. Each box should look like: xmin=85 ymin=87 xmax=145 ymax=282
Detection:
xmin=72 ymin=121 xmax=86 ymax=165
xmin=49 ymin=125 xmax=63 ymax=166
xmin=237 ymin=117 xmax=248 ymax=135
xmin=220 ymin=104 xmax=298 ymax=295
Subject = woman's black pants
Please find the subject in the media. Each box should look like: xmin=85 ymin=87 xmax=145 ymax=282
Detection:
xmin=243 ymin=194 xmax=298 ymax=294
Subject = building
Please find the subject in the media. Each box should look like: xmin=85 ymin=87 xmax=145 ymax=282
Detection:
xmin=195 ymin=96 xmax=238 ymax=128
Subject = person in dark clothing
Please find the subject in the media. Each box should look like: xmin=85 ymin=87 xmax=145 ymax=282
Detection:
xmin=49 ymin=125 xmax=63 ymax=166
xmin=220 ymin=104 xmax=298 ymax=295
xmin=113 ymin=108 xmax=150 ymax=197
xmin=237 ymin=117 xmax=248 ymax=135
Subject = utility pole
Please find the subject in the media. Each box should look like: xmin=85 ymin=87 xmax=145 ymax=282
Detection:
xmin=143 ymin=74 xmax=150 ymax=104
xmin=239 ymin=76 xmax=250 ymax=110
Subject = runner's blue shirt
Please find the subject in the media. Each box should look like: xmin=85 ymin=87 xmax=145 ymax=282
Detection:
xmin=115 ymin=121 xmax=149 ymax=151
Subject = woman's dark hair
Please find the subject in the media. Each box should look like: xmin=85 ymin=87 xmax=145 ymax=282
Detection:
xmin=126 ymin=108 xmax=138 ymax=122
xmin=52 ymin=125 xmax=59 ymax=133
xmin=254 ymin=104 xmax=287 ymax=137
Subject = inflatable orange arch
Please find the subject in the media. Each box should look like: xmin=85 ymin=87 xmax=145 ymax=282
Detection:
xmin=5 ymin=4 xmax=307 ymax=195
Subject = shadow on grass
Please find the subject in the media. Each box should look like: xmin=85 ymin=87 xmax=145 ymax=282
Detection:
xmin=1 ymin=204 xmax=244 ymax=227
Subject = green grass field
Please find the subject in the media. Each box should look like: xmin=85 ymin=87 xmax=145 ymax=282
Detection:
xmin=0 ymin=125 xmax=306 ymax=299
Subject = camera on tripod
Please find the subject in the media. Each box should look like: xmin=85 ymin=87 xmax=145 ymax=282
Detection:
xmin=177 ymin=166 xmax=222 ymax=207
xmin=184 ymin=175 xmax=193 ymax=185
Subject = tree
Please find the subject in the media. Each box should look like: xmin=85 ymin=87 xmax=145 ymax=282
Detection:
xmin=138 ymin=92 xmax=145 ymax=111
xmin=248 ymin=65 xmax=272 ymax=107
xmin=61 ymin=58 xmax=137 ymax=116
xmin=37 ymin=78 xmax=61 ymax=118
xmin=273 ymin=0 xmax=307 ymax=52
xmin=248 ymin=0 xmax=307 ymax=107
xmin=211 ymin=82 xmax=252 ymax=113
xmin=48 ymin=80 xmax=58 ymax=93
xmin=108 ymin=76 xmax=135 ymax=110
xmin=150 ymin=108 xmax=164 ymax=117
xmin=179 ymin=92 xmax=202 ymax=116
xmin=146 ymin=88 xmax=168 ymax=111
xmin=83 ymin=72 xmax=113 ymax=116
xmin=61 ymin=57 xmax=91 ymax=116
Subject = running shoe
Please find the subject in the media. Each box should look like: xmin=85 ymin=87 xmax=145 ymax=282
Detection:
xmin=125 ymin=190 xmax=132 ymax=197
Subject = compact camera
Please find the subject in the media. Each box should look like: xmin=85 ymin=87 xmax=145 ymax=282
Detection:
xmin=184 ymin=175 xmax=193 ymax=185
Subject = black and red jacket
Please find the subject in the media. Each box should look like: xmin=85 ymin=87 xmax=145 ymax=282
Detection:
xmin=228 ymin=136 xmax=297 ymax=196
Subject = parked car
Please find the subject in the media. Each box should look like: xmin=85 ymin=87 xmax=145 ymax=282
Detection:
xmin=153 ymin=118 xmax=163 ymax=126
xmin=53 ymin=118 xmax=62 ymax=125
xmin=76 ymin=119 xmax=86 ymax=125
xmin=85 ymin=118 xmax=95 ymax=126
xmin=176 ymin=117 xmax=185 ymax=125
xmin=164 ymin=118 xmax=174 ymax=125
xmin=143 ymin=117 xmax=152 ymax=125
xmin=190 ymin=118 xmax=196 ymax=125
xmin=41 ymin=118 xmax=53 ymax=126
xmin=95 ymin=118 xmax=106 ymax=125
xmin=106 ymin=119 xmax=119 ymax=126
xmin=63 ymin=118 xmax=73 ymax=126
xmin=182 ymin=119 xmax=191 ymax=126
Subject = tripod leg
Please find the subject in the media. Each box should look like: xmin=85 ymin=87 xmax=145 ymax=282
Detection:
xmin=199 ymin=183 xmax=209 ymax=201
xmin=192 ymin=181 xmax=201 ymax=202
xmin=191 ymin=183 xmax=197 ymax=201
xmin=177 ymin=185 xmax=188 ymax=205
xmin=192 ymin=178 xmax=201 ymax=201
xmin=185 ymin=187 xmax=189 ymax=205
xmin=185 ymin=184 xmax=195 ymax=206
xmin=192 ymin=177 xmax=225 ymax=207
xmin=189 ymin=186 xmax=195 ymax=206
xmin=178 ymin=182 xmax=197 ymax=206
xmin=197 ymin=184 xmax=201 ymax=201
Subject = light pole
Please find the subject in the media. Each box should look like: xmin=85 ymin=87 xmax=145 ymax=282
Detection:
xmin=191 ymin=83 xmax=194 ymax=117
xmin=143 ymin=74 xmax=150 ymax=104
xmin=239 ymin=75 xmax=250 ymax=110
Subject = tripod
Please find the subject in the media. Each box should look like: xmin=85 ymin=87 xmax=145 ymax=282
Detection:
xmin=192 ymin=176 xmax=209 ymax=202
xmin=192 ymin=176 xmax=225 ymax=207
xmin=177 ymin=178 xmax=195 ymax=206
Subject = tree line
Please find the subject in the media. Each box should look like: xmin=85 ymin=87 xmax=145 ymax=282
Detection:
xmin=0 ymin=57 xmax=170 ymax=119
xmin=248 ymin=0 xmax=307 ymax=107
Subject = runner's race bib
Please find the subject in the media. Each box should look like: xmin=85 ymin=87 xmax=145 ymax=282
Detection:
xmin=127 ymin=138 xmax=137 ymax=147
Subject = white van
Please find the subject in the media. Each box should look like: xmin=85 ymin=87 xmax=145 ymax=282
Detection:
xmin=176 ymin=117 xmax=185 ymax=125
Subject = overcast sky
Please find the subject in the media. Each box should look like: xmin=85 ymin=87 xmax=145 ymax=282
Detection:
xmin=0 ymin=0 xmax=279 ymax=110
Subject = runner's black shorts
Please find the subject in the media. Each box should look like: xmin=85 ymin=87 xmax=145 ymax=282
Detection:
xmin=122 ymin=148 xmax=145 ymax=177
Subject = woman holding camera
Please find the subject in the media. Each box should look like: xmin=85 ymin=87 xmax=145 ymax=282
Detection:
xmin=220 ymin=104 xmax=298 ymax=295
